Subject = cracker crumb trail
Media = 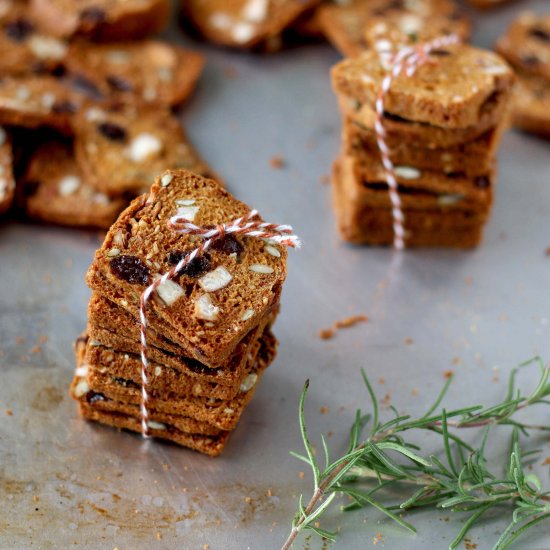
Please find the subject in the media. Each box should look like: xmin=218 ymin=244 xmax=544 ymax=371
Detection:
xmin=269 ymin=155 xmax=285 ymax=169
xmin=373 ymin=532 xmax=384 ymax=545
xmin=319 ymin=315 xmax=369 ymax=340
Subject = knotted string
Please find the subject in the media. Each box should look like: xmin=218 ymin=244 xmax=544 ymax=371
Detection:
xmin=138 ymin=208 xmax=300 ymax=437
xmin=373 ymin=34 xmax=461 ymax=249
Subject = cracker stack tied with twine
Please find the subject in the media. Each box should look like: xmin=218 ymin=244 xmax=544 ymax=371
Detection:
xmin=330 ymin=33 xmax=516 ymax=248
xmin=70 ymin=169 xmax=299 ymax=456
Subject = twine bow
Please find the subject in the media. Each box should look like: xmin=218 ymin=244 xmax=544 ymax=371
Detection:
xmin=373 ymin=34 xmax=461 ymax=250
xmin=138 ymin=208 xmax=300 ymax=437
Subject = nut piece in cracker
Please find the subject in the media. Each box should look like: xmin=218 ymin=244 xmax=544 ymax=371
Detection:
xmin=19 ymin=140 xmax=126 ymax=228
xmin=317 ymin=0 xmax=463 ymax=58
xmin=0 ymin=126 xmax=15 ymax=216
xmin=0 ymin=76 xmax=86 ymax=133
xmin=74 ymin=104 xmax=217 ymax=197
xmin=29 ymin=0 xmax=170 ymax=41
xmin=0 ymin=2 xmax=68 ymax=75
xmin=496 ymin=12 xmax=550 ymax=82
xmin=181 ymin=0 xmax=321 ymax=50
xmin=331 ymin=43 xmax=514 ymax=129
xmin=65 ymin=40 xmax=204 ymax=107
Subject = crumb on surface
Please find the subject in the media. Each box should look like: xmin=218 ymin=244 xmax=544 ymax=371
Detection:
xmin=373 ymin=532 xmax=384 ymax=545
xmin=319 ymin=406 xmax=329 ymax=414
xmin=404 ymin=337 xmax=414 ymax=345
xmin=298 ymin=471 xmax=305 ymax=479
xmin=269 ymin=155 xmax=285 ymax=169
xmin=319 ymin=315 xmax=368 ymax=340
xmin=319 ymin=174 xmax=330 ymax=184
xmin=5 ymin=409 xmax=13 ymax=416
xmin=444 ymin=370 xmax=454 ymax=379
xmin=452 ymin=357 xmax=462 ymax=365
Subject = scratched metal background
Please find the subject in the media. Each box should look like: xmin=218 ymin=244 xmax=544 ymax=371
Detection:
xmin=2 ymin=1 xmax=550 ymax=548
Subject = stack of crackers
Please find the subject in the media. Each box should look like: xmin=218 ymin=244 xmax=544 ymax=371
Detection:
xmin=330 ymin=42 xmax=515 ymax=248
xmin=496 ymin=13 xmax=550 ymax=138
xmin=70 ymin=169 xmax=287 ymax=456
xmin=0 ymin=0 xmax=211 ymax=228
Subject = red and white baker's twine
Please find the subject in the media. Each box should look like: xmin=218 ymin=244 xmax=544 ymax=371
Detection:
xmin=138 ymin=209 xmax=300 ymax=437
xmin=373 ymin=34 xmax=461 ymax=250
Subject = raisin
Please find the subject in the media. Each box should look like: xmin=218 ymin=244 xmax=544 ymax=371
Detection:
xmin=522 ymin=54 xmax=540 ymax=67
xmin=211 ymin=234 xmax=244 ymax=257
xmin=97 ymin=122 xmax=127 ymax=142
xmin=80 ymin=7 xmax=106 ymax=23
xmin=167 ymin=250 xmax=211 ymax=278
xmin=23 ymin=180 xmax=40 ymax=197
xmin=106 ymin=75 xmax=133 ymax=92
xmin=86 ymin=391 xmax=107 ymax=404
xmin=52 ymin=100 xmax=77 ymax=114
xmin=112 ymin=377 xmax=140 ymax=390
xmin=110 ymin=255 xmax=150 ymax=285
xmin=530 ymin=27 xmax=550 ymax=42
xmin=4 ymin=18 xmax=34 ymax=42
xmin=72 ymin=74 xmax=103 ymax=99
xmin=430 ymin=49 xmax=451 ymax=57
xmin=474 ymin=176 xmax=491 ymax=189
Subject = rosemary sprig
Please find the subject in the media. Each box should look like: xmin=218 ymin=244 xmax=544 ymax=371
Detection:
xmin=283 ymin=357 xmax=550 ymax=550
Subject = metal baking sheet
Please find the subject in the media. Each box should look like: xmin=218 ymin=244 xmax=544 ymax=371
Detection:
xmin=2 ymin=1 xmax=550 ymax=548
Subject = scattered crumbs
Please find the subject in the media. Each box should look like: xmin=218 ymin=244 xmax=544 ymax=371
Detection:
xmin=15 ymin=336 xmax=25 ymax=345
xmin=244 ymin=496 xmax=252 ymax=504
xmin=269 ymin=155 xmax=285 ymax=169
xmin=319 ymin=328 xmax=335 ymax=340
xmin=404 ymin=337 xmax=414 ymax=345
xmin=411 ymin=388 xmax=419 ymax=396
xmin=31 ymin=345 xmax=41 ymax=354
xmin=444 ymin=370 xmax=454 ymax=379
xmin=298 ymin=471 xmax=305 ymax=480
xmin=156 ymin=533 xmax=162 ymax=541
xmin=38 ymin=335 xmax=48 ymax=344
xmin=378 ymin=378 xmax=385 ymax=384
xmin=162 ymin=463 xmax=170 ymax=471
xmin=20 ymin=355 xmax=29 ymax=363
xmin=319 ymin=315 xmax=369 ymax=340
xmin=203 ymin=545 xmax=209 ymax=550
xmin=464 ymin=276 xmax=473 ymax=285
xmin=327 ymin=431 xmax=333 ymax=438
xmin=464 ymin=539 xmax=477 ymax=550
xmin=320 ymin=406 xmax=330 ymax=414
xmin=266 ymin=488 xmax=273 ymax=498
xmin=543 ymin=457 xmax=550 ymax=465
xmin=373 ymin=532 xmax=384 ymax=545
xmin=319 ymin=174 xmax=330 ymax=185
xmin=32 ymin=495 xmax=39 ymax=502
xmin=338 ymin=406 xmax=346 ymax=413
xmin=5 ymin=409 xmax=13 ymax=416
xmin=381 ymin=393 xmax=391 ymax=407
xmin=545 ymin=246 xmax=550 ymax=256
xmin=452 ymin=357 xmax=462 ymax=366
xmin=314 ymin=521 xmax=321 ymax=529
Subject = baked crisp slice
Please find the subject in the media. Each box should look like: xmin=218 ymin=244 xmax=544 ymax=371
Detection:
xmin=66 ymin=40 xmax=204 ymax=107
xmin=0 ymin=1 xmax=67 ymax=75
xmin=0 ymin=126 xmax=14 ymax=216
xmin=29 ymin=0 xmax=170 ymax=40
xmin=181 ymin=0 xmax=321 ymax=50
xmin=86 ymin=170 xmax=288 ymax=367
xmin=20 ymin=140 xmax=126 ymax=228
xmin=74 ymin=103 xmax=217 ymax=198
xmin=331 ymin=43 xmax=515 ymax=129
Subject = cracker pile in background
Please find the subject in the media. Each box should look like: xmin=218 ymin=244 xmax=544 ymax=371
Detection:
xmin=330 ymin=43 xmax=515 ymax=248
xmin=0 ymin=0 xmax=208 ymax=228
xmin=70 ymin=170 xmax=286 ymax=455
xmin=496 ymin=13 xmax=550 ymax=137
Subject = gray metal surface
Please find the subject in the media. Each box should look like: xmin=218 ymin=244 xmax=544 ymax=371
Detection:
xmin=2 ymin=1 xmax=550 ymax=548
